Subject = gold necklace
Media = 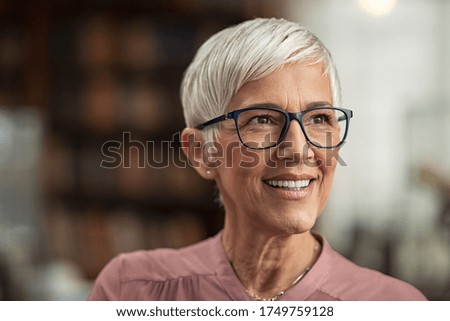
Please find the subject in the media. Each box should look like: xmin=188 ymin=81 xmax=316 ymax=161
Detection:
xmin=245 ymin=241 xmax=320 ymax=301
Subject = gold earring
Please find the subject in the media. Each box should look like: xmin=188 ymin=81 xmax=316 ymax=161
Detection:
xmin=206 ymin=170 xmax=211 ymax=175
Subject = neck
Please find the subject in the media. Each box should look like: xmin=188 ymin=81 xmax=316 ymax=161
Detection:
xmin=222 ymin=221 xmax=320 ymax=300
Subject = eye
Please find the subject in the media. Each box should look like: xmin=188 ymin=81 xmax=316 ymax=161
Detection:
xmin=248 ymin=115 xmax=273 ymax=125
xmin=311 ymin=114 xmax=329 ymax=124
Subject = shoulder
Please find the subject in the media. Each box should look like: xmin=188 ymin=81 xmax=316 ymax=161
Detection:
xmin=319 ymin=249 xmax=427 ymax=300
xmin=88 ymin=236 xmax=218 ymax=300
xmin=121 ymin=237 xmax=217 ymax=282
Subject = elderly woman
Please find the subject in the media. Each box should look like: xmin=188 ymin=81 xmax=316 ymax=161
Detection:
xmin=89 ymin=18 xmax=426 ymax=300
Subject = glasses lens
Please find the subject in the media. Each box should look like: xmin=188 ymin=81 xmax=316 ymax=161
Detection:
xmin=301 ymin=108 xmax=347 ymax=148
xmin=236 ymin=109 xmax=287 ymax=149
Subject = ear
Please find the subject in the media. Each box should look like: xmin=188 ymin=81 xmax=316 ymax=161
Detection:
xmin=180 ymin=128 xmax=215 ymax=180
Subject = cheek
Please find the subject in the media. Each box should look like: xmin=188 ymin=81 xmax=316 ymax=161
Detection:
xmin=313 ymin=151 xmax=337 ymax=216
xmin=316 ymin=148 xmax=340 ymax=169
xmin=216 ymin=142 xmax=266 ymax=186
xmin=315 ymin=149 xmax=338 ymax=188
xmin=228 ymin=144 xmax=264 ymax=173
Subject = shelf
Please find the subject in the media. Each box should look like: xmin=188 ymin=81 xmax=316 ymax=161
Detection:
xmin=2 ymin=0 xmax=279 ymax=279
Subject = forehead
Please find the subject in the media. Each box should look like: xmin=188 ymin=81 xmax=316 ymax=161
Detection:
xmin=228 ymin=62 xmax=332 ymax=112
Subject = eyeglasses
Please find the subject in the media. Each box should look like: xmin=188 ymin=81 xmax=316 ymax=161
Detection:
xmin=196 ymin=106 xmax=353 ymax=149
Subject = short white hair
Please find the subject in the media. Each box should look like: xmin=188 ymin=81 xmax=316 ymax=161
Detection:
xmin=180 ymin=18 xmax=341 ymax=141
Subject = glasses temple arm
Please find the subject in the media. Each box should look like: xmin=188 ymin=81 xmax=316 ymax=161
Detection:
xmin=196 ymin=114 xmax=229 ymax=130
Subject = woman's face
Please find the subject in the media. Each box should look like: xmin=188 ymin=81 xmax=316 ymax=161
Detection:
xmin=212 ymin=61 xmax=338 ymax=236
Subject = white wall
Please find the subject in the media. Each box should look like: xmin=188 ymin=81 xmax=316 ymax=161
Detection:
xmin=285 ymin=0 xmax=450 ymax=288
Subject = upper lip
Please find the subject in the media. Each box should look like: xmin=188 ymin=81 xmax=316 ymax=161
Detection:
xmin=263 ymin=174 xmax=317 ymax=181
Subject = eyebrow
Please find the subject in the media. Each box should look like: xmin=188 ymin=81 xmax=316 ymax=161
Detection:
xmin=305 ymin=101 xmax=333 ymax=109
xmin=244 ymin=101 xmax=333 ymax=110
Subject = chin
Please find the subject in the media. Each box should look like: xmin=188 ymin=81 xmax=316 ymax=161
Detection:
xmin=275 ymin=210 xmax=318 ymax=235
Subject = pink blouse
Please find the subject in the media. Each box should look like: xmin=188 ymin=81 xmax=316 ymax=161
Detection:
xmin=88 ymin=232 xmax=426 ymax=300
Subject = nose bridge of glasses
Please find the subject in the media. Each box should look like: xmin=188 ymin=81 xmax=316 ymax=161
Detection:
xmin=288 ymin=111 xmax=303 ymax=125
xmin=283 ymin=112 xmax=308 ymax=143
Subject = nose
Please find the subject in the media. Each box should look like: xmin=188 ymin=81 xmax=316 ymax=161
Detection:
xmin=276 ymin=120 xmax=314 ymax=162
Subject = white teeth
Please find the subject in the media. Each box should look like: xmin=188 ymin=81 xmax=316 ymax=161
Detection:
xmin=266 ymin=180 xmax=311 ymax=189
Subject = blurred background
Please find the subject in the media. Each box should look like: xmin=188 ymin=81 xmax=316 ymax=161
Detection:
xmin=0 ymin=0 xmax=448 ymax=300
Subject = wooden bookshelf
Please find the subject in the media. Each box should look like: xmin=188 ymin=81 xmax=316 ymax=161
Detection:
xmin=2 ymin=0 xmax=280 ymax=279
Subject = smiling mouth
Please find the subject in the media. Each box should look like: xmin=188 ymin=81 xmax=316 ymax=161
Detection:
xmin=264 ymin=179 xmax=312 ymax=191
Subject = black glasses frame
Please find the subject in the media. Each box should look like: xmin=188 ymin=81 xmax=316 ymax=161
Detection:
xmin=196 ymin=106 xmax=353 ymax=150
